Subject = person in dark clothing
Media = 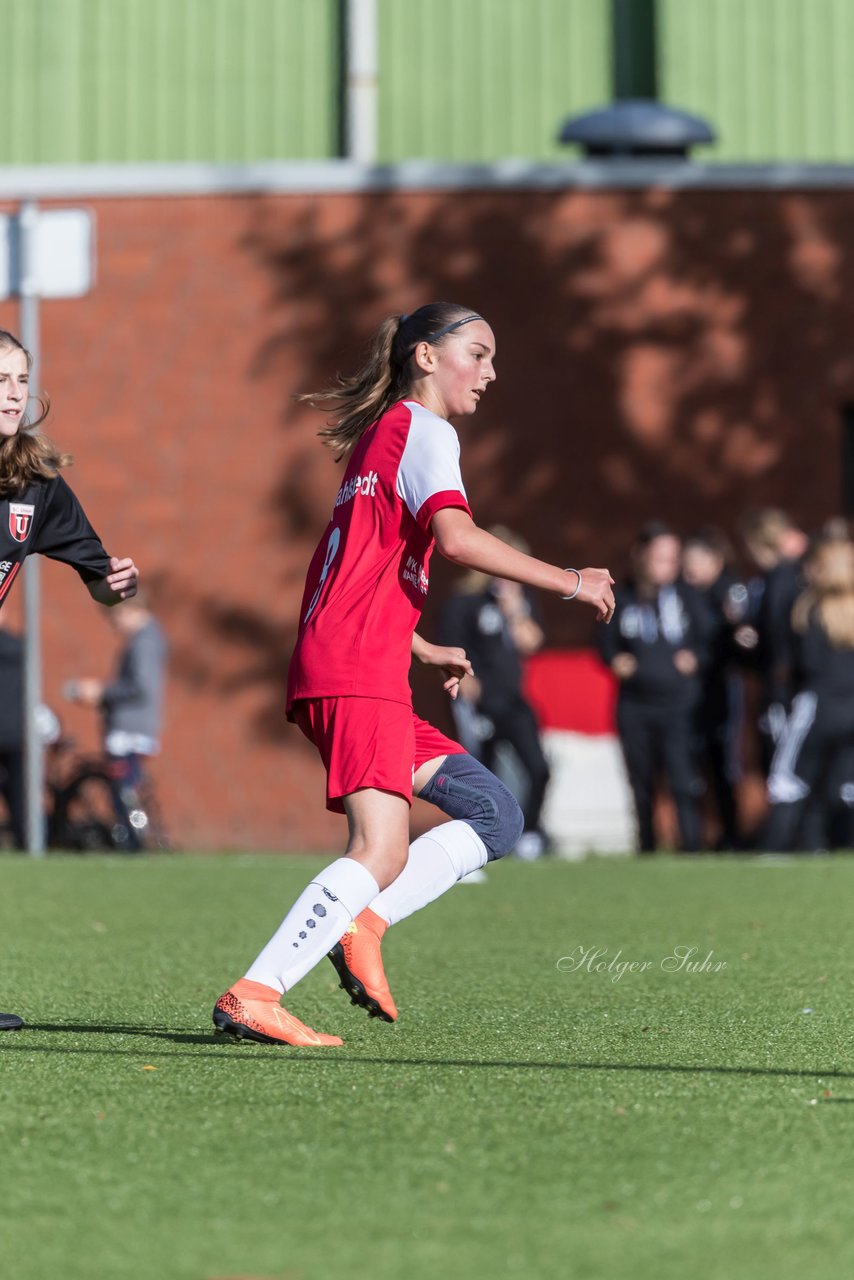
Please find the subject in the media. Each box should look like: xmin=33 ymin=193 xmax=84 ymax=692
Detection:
xmin=682 ymin=528 xmax=751 ymax=849
xmin=0 ymin=326 xmax=138 ymax=1030
xmin=439 ymin=526 xmax=551 ymax=859
xmin=0 ymin=620 xmax=24 ymax=850
xmin=67 ymin=591 xmax=167 ymax=850
xmin=740 ymin=509 xmax=808 ymax=770
xmin=601 ymin=522 xmax=709 ymax=853
xmin=764 ymin=535 xmax=854 ymax=851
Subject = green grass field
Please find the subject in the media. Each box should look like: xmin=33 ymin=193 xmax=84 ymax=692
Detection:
xmin=2 ymin=853 xmax=854 ymax=1280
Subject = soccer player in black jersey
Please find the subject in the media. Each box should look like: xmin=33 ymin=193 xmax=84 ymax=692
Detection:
xmin=0 ymin=328 xmax=138 ymax=1029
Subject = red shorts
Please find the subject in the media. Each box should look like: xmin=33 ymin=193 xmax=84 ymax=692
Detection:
xmin=290 ymin=697 xmax=466 ymax=814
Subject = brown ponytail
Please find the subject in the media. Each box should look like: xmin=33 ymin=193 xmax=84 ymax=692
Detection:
xmin=0 ymin=330 xmax=70 ymax=496
xmin=298 ymin=302 xmax=483 ymax=461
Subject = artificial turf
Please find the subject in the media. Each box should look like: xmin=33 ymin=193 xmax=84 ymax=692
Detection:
xmin=1 ymin=852 xmax=853 ymax=1280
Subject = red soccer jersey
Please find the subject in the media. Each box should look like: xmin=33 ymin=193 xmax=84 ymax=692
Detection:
xmin=287 ymin=399 xmax=472 ymax=710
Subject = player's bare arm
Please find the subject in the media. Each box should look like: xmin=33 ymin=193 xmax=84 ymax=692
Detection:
xmin=431 ymin=508 xmax=616 ymax=622
xmin=412 ymin=631 xmax=474 ymax=700
xmin=87 ymin=556 xmax=139 ymax=605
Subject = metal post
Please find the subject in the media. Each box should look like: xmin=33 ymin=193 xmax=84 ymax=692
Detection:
xmin=18 ymin=200 xmax=45 ymax=856
xmin=344 ymin=0 xmax=379 ymax=164
xmin=612 ymin=0 xmax=658 ymax=101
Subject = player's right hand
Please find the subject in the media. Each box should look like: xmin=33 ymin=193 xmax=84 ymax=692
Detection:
xmin=576 ymin=567 xmax=616 ymax=623
xmin=106 ymin=556 xmax=139 ymax=599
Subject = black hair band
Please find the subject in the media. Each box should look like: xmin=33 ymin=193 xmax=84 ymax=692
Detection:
xmin=427 ymin=314 xmax=483 ymax=341
xmin=398 ymin=312 xmax=483 ymax=359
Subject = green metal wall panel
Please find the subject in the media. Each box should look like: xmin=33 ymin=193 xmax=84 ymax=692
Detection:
xmin=0 ymin=0 xmax=339 ymax=163
xmin=378 ymin=0 xmax=611 ymax=162
xmin=659 ymin=0 xmax=854 ymax=162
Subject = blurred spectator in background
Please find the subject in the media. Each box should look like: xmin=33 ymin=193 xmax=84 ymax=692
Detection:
xmin=682 ymin=527 xmax=751 ymax=849
xmin=0 ymin=617 xmax=24 ymax=850
xmin=740 ymin=509 xmax=808 ymax=771
xmin=66 ymin=590 xmax=168 ymax=850
xmin=601 ymin=522 xmax=708 ymax=853
xmin=438 ymin=526 xmax=551 ymax=860
xmin=763 ymin=535 xmax=854 ymax=852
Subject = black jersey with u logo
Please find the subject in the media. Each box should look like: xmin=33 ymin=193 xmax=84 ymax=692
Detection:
xmin=0 ymin=475 xmax=111 ymax=610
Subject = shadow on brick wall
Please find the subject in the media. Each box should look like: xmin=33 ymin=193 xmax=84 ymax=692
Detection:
xmin=183 ymin=186 xmax=854 ymax=741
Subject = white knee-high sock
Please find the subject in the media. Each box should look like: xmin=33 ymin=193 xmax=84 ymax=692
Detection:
xmin=369 ymin=821 xmax=488 ymax=928
xmin=245 ymin=858 xmax=380 ymax=994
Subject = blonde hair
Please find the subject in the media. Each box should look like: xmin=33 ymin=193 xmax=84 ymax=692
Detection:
xmin=0 ymin=329 xmax=69 ymax=497
xmin=298 ymin=303 xmax=483 ymax=461
xmin=792 ymin=537 xmax=854 ymax=649
xmin=741 ymin=508 xmax=795 ymax=556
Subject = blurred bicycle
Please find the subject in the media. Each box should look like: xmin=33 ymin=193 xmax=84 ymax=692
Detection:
xmin=0 ymin=711 xmax=170 ymax=853
xmin=49 ymin=734 xmax=170 ymax=852
xmin=62 ymin=591 xmax=169 ymax=852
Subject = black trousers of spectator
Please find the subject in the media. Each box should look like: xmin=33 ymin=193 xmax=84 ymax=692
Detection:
xmin=700 ymin=675 xmax=743 ymax=849
xmin=704 ymin=720 xmax=739 ymax=847
xmin=764 ymin=691 xmax=854 ymax=851
xmin=480 ymin=695 xmax=551 ymax=834
xmin=617 ymin=698 xmax=702 ymax=853
xmin=0 ymin=746 xmax=25 ymax=850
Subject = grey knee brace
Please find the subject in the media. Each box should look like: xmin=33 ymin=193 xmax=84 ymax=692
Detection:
xmin=419 ymin=753 xmax=524 ymax=861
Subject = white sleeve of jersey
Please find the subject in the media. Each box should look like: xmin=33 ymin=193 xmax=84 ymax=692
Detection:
xmin=396 ymin=402 xmax=469 ymax=528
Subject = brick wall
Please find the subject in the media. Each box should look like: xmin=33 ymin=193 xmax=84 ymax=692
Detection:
xmin=4 ymin=185 xmax=853 ymax=848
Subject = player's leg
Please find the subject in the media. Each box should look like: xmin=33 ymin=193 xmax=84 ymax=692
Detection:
xmin=214 ymin=698 xmax=413 ymax=1046
xmin=376 ymin=751 xmax=524 ymax=918
xmin=659 ymin=707 xmax=703 ymax=852
xmin=491 ymin=696 xmax=551 ymax=857
xmin=214 ymin=787 xmax=409 ymax=1045
xmin=617 ymin=700 xmax=657 ymax=852
xmin=329 ymin=718 xmax=524 ymax=1021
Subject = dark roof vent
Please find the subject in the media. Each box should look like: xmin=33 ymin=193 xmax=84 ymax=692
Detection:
xmin=558 ymin=99 xmax=715 ymax=160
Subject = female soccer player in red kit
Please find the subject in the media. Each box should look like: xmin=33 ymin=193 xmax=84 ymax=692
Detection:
xmin=214 ymin=303 xmax=615 ymax=1047
xmin=0 ymin=328 xmax=138 ymax=1032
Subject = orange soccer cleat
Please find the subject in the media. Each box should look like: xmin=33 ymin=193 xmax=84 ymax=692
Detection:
xmin=212 ymin=978 xmax=344 ymax=1047
xmin=327 ymin=908 xmax=398 ymax=1023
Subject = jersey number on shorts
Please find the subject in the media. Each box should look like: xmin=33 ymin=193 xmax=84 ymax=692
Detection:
xmin=304 ymin=526 xmax=341 ymax=623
